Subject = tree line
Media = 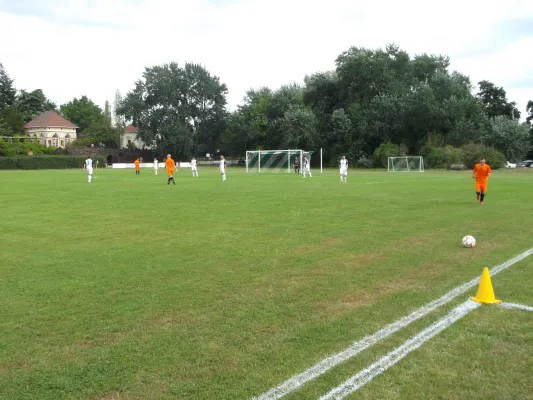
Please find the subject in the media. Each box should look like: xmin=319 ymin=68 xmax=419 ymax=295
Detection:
xmin=2 ymin=43 xmax=532 ymax=166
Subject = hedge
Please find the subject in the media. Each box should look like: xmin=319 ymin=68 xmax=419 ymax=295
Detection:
xmin=0 ymin=156 xmax=106 ymax=170
xmin=0 ymin=139 xmax=60 ymax=157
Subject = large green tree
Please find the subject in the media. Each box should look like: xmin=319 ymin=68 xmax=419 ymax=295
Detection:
xmin=60 ymin=96 xmax=104 ymax=134
xmin=526 ymin=100 xmax=533 ymax=125
xmin=0 ymin=63 xmax=16 ymax=112
xmin=483 ymin=116 xmax=531 ymax=161
xmin=0 ymin=106 xmax=25 ymax=134
xmin=82 ymin=100 xmax=123 ymax=148
xmin=280 ymin=105 xmax=318 ymax=149
xmin=476 ymin=80 xmax=520 ymax=120
xmin=118 ymin=62 xmax=228 ymax=159
xmin=16 ymin=89 xmax=57 ymax=122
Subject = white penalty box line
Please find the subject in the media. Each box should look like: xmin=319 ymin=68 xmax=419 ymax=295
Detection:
xmin=252 ymin=247 xmax=533 ymax=400
xmin=319 ymin=299 xmax=480 ymax=400
xmin=320 ymin=302 xmax=533 ymax=399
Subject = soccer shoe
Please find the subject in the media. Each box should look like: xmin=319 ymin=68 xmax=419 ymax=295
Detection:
xmin=480 ymin=201 xmax=484 ymax=205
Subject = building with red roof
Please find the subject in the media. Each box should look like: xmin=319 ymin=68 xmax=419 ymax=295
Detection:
xmin=121 ymin=124 xmax=149 ymax=149
xmin=24 ymin=111 xmax=78 ymax=148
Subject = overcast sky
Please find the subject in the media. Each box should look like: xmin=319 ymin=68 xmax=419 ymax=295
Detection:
xmin=0 ymin=0 xmax=532 ymax=119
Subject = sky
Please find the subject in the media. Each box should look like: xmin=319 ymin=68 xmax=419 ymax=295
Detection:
xmin=0 ymin=0 xmax=532 ymax=119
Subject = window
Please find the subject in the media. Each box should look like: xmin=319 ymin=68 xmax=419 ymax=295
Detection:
xmin=52 ymin=134 xmax=59 ymax=147
xmin=128 ymin=140 xmax=132 ymax=145
xmin=48 ymin=140 xmax=52 ymax=146
xmin=65 ymin=134 xmax=71 ymax=146
xmin=60 ymin=140 xmax=64 ymax=147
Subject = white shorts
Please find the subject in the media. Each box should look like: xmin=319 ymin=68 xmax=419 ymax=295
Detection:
xmin=220 ymin=169 xmax=225 ymax=174
xmin=340 ymin=168 xmax=347 ymax=176
xmin=192 ymin=167 xmax=197 ymax=171
xmin=87 ymin=167 xmax=93 ymax=175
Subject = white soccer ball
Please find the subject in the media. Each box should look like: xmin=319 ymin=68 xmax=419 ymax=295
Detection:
xmin=462 ymin=235 xmax=476 ymax=248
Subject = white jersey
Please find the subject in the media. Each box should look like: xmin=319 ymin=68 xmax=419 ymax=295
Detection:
xmin=304 ymin=160 xmax=310 ymax=171
xmin=340 ymin=159 xmax=348 ymax=171
xmin=154 ymin=160 xmax=158 ymax=169
xmin=85 ymin=159 xmax=93 ymax=169
xmin=219 ymin=159 xmax=226 ymax=173
xmin=191 ymin=159 xmax=197 ymax=170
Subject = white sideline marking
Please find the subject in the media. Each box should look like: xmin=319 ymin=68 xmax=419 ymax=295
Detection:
xmin=499 ymin=302 xmax=533 ymax=312
xmin=318 ymin=300 xmax=480 ymax=400
xmin=252 ymin=247 xmax=533 ymax=400
xmin=363 ymin=177 xmax=467 ymax=185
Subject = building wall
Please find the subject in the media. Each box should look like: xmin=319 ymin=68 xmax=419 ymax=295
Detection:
xmin=25 ymin=127 xmax=77 ymax=148
xmin=121 ymin=132 xmax=147 ymax=149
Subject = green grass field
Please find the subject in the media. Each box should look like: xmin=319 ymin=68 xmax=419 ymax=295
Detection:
xmin=1 ymin=166 xmax=532 ymax=400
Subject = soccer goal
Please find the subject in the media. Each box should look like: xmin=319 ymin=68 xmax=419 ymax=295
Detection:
xmin=246 ymin=149 xmax=313 ymax=173
xmin=387 ymin=156 xmax=424 ymax=172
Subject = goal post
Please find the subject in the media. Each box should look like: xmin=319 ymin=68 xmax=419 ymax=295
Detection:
xmin=387 ymin=156 xmax=424 ymax=172
xmin=245 ymin=149 xmax=313 ymax=173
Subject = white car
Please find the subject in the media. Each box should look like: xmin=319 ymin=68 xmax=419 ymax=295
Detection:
xmin=505 ymin=161 xmax=517 ymax=168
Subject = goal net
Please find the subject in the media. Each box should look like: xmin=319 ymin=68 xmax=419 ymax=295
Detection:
xmin=387 ymin=156 xmax=424 ymax=172
xmin=246 ymin=150 xmax=313 ymax=173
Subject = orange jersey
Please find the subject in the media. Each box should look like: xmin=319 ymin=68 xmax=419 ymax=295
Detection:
xmin=166 ymin=158 xmax=175 ymax=174
xmin=473 ymin=163 xmax=491 ymax=182
xmin=134 ymin=160 xmax=140 ymax=170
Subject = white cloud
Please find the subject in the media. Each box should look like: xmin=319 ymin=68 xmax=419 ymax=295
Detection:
xmin=0 ymin=0 xmax=532 ymax=118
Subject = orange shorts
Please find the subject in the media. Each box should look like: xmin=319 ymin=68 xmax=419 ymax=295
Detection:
xmin=475 ymin=181 xmax=487 ymax=192
xmin=167 ymin=169 xmax=174 ymax=176
xmin=135 ymin=167 xmax=140 ymax=171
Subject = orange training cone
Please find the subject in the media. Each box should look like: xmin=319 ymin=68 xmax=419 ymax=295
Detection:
xmin=470 ymin=267 xmax=501 ymax=304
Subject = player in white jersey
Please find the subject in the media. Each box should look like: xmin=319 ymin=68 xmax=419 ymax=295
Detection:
xmin=153 ymin=158 xmax=159 ymax=175
xmin=191 ymin=157 xmax=198 ymax=177
xmin=339 ymin=155 xmax=348 ymax=183
xmin=219 ymin=155 xmax=227 ymax=181
xmin=83 ymin=155 xmax=93 ymax=183
xmin=303 ymin=157 xmax=312 ymax=178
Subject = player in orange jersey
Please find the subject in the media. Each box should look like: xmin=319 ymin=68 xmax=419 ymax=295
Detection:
xmin=472 ymin=158 xmax=491 ymax=205
xmin=166 ymin=154 xmax=176 ymax=185
xmin=134 ymin=158 xmax=140 ymax=175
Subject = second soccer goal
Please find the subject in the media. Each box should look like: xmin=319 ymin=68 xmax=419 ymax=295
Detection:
xmin=387 ymin=156 xmax=424 ymax=172
xmin=246 ymin=150 xmax=312 ymax=173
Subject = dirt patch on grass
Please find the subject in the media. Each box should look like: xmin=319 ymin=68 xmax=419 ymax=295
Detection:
xmin=92 ymin=392 xmax=122 ymax=400
xmin=317 ymin=277 xmax=415 ymax=315
xmin=0 ymin=361 xmax=28 ymax=376
xmin=78 ymin=331 xmax=125 ymax=349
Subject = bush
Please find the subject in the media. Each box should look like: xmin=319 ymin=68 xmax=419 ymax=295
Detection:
xmin=355 ymin=155 xmax=372 ymax=168
xmin=70 ymin=138 xmax=93 ymax=148
xmin=0 ymin=156 xmax=106 ymax=170
xmin=372 ymin=142 xmax=399 ymax=168
xmin=0 ymin=139 xmax=52 ymax=156
xmin=461 ymin=143 xmax=505 ymax=169
xmin=421 ymin=144 xmax=464 ymax=169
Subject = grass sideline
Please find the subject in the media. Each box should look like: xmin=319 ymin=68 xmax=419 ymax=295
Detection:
xmin=1 ymin=167 xmax=532 ymax=399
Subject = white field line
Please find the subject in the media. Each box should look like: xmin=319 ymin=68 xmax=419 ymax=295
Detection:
xmin=363 ymin=177 xmax=467 ymax=185
xmin=252 ymin=247 xmax=533 ymax=400
xmin=499 ymin=302 xmax=533 ymax=312
xmin=318 ymin=300 xmax=480 ymax=400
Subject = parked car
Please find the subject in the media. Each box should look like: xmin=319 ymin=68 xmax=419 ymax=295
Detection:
xmin=505 ymin=161 xmax=517 ymax=168
xmin=517 ymin=160 xmax=533 ymax=168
